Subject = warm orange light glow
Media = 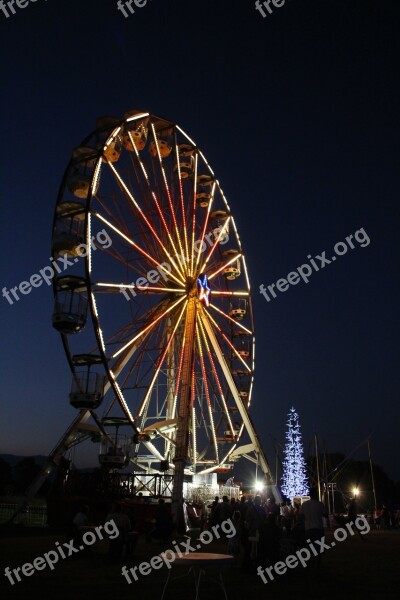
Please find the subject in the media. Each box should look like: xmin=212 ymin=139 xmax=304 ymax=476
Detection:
xmin=208 ymin=303 xmax=253 ymax=335
xmin=111 ymin=295 xmax=186 ymax=359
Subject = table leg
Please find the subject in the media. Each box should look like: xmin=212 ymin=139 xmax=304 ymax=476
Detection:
xmin=194 ymin=568 xmax=203 ymax=600
xmin=161 ymin=568 xmax=172 ymax=600
xmin=219 ymin=569 xmax=229 ymax=600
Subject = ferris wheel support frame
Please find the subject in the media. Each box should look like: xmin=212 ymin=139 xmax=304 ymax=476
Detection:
xmin=199 ymin=306 xmax=281 ymax=503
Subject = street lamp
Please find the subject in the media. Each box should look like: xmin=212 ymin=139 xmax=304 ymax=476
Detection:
xmin=353 ymin=487 xmax=359 ymax=498
xmin=255 ymin=481 xmax=263 ymax=492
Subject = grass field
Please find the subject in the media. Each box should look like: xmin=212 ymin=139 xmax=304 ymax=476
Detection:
xmin=0 ymin=528 xmax=399 ymax=600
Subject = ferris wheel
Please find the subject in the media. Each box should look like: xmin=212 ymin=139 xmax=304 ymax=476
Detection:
xmin=50 ymin=110 xmax=277 ymax=505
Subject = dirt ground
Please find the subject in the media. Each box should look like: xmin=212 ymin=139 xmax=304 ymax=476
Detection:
xmin=0 ymin=528 xmax=399 ymax=600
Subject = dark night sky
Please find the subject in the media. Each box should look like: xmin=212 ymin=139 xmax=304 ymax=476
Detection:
xmin=0 ymin=0 xmax=399 ymax=481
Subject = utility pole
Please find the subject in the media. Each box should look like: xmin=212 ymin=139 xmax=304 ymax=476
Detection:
xmin=367 ymin=438 xmax=377 ymax=509
xmin=314 ymin=433 xmax=321 ymax=501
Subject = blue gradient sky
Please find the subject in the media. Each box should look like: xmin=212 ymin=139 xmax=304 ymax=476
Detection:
xmin=0 ymin=0 xmax=398 ymax=481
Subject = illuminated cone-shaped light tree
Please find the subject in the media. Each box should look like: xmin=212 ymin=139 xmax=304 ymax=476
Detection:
xmin=281 ymin=407 xmax=309 ymax=498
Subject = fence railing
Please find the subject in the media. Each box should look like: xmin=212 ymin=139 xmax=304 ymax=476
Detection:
xmin=0 ymin=503 xmax=47 ymax=527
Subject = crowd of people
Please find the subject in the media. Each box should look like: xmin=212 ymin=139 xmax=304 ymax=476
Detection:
xmin=205 ymin=488 xmax=398 ymax=570
xmin=207 ymin=492 xmax=313 ymax=568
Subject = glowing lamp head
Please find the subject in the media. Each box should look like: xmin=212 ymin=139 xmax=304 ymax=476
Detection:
xmin=353 ymin=487 xmax=359 ymax=497
xmin=197 ymin=273 xmax=211 ymax=306
xmin=255 ymin=481 xmax=263 ymax=492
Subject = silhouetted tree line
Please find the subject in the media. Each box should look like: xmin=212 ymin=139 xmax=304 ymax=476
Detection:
xmin=0 ymin=457 xmax=50 ymax=496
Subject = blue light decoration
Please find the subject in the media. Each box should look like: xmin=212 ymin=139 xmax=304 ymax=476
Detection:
xmin=197 ymin=273 xmax=211 ymax=306
xmin=281 ymin=407 xmax=310 ymax=499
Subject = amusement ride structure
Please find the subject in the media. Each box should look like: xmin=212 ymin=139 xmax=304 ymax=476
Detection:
xmin=16 ymin=110 xmax=280 ymax=520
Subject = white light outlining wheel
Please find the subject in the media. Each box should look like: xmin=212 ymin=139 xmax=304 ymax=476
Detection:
xmin=51 ymin=110 xmax=276 ymax=507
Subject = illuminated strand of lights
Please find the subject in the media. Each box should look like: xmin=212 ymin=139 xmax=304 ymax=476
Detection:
xmin=247 ymin=378 xmax=254 ymax=408
xmin=190 ymin=153 xmax=199 ymax=277
xmin=174 ymin=137 xmax=190 ymax=267
xmin=133 ymin=127 xmax=184 ymax=278
xmin=192 ymin=405 xmax=197 ymax=467
xmin=172 ymin=328 xmax=186 ymax=418
xmin=175 ymin=125 xmax=197 ymax=147
xmin=93 ymin=212 xmax=185 ymax=287
xmin=163 ymin=330 xmax=186 ymax=462
xmin=197 ymin=317 xmax=235 ymax=436
xmin=196 ymin=321 xmax=219 ymax=463
xmin=103 ymin=127 xmax=122 ymax=152
xmin=95 ymin=282 xmax=185 ymax=294
xmin=203 ymin=309 xmax=252 ymax=372
xmin=164 ymin=323 xmax=186 ymax=465
xmin=87 ymin=212 xmax=92 ymax=275
xmin=137 ymin=302 xmax=187 ymax=417
xmin=211 ymin=291 xmax=249 ymax=297
xmin=251 ymin=337 xmax=256 ymax=379
xmin=106 ymin=156 xmax=184 ymax=278
xmin=125 ymin=112 xmax=150 ymax=122
xmin=197 ymin=149 xmax=216 ymax=177
xmin=208 ymin=303 xmax=253 ymax=335
xmin=241 ymin=253 xmax=251 ymax=291
xmin=207 ymin=252 xmax=243 ymax=281
xmin=91 ymin=158 xmax=102 ymax=197
xmin=108 ymin=369 xmax=136 ymax=424
xmin=90 ymin=292 xmax=106 ymax=353
xmin=111 ymin=295 xmax=186 ymax=359
xmin=150 ymin=124 xmax=186 ymax=274
xmin=193 ymin=181 xmax=216 ymax=276
xmin=198 ymin=217 xmax=231 ymax=274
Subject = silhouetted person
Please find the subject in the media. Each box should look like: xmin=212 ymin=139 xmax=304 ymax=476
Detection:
xmin=258 ymin=513 xmax=281 ymax=565
xmin=148 ymin=498 xmax=173 ymax=540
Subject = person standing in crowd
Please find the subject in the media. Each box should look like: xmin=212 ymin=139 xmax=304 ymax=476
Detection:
xmin=300 ymin=488 xmax=325 ymax=542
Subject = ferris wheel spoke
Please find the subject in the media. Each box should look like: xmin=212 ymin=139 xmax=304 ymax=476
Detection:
xmin=105 ymin=158 xmax=184 ymax=277
xmin=149 ymin=123 xmax=186 ymax=272
xmin=174 ymin=135 xmax=190 ymax=265
xmin=128 ymin=125 xmax=186 ymax=277
xmin=137 ymin=301 xmax=187 ymax=419
xmin=202 ymin=308 xmax=252 ymax=373
xmin=207 ymin=303 xmax=253 ymax=335
xmin=198 ymin=217 xmax=231 ymax=274
xmin=111 ymin=295 xmax=186 ymax=359
xmin=189 ymin=153 xmax=198 ymax=277
xmin=207 ymin=252 xmax=243 ymax=281
xmin=94 ymin=194 xmax=131 ymax=239
xmin=91 ymin=239 xmax=154 ymax=282
xmin=94 ymin=282 xmax=185 ymax=295
xmin=197 ymin=317 xmax=235 ymax=436
xmin=191 ymin=404 xmax=197 ymax=467
xmin=93 ymin=211 xmax=185 ymax=287
xmin=196 ymin=320 xmax=219 ymax=463
xmin=211 ymin=291 xmax=249 ymax=297
xmin=192 ymin=181 xmax=216 ymax=276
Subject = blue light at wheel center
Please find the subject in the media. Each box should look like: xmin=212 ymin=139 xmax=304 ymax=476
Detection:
xmin=197 ymin=273 xmax=211 ymax=306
